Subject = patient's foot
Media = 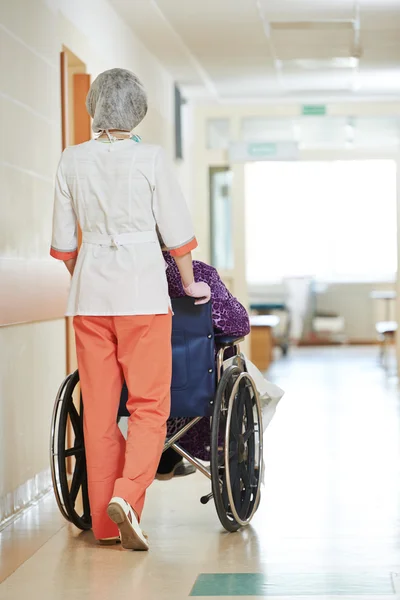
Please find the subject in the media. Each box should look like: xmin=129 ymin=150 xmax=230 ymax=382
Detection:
xmin=156 ymin=448 xmax=196 ymax=481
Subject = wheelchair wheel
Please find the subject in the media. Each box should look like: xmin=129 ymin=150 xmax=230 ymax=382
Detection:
xmin=50 ymin=370 xmax=91 ymax=530
xmin=211 ymin=365 xmax=263 ymax=532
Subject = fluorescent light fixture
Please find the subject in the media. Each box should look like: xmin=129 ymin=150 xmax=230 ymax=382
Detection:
xmin=282 ymin=57 xmax=359 ymax=70
xmin=271 ymin=20 xmax=353 ymax=31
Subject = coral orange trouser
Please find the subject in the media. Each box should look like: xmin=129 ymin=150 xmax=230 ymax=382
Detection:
xmin=73 ymin=314 xmax=172 ymax=540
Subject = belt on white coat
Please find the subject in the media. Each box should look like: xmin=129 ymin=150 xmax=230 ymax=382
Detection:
xmin=82 ymin=231 xmax=157 ymax=249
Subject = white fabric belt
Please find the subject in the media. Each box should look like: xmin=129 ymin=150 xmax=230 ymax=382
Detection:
xmin=82 ymin=231 xmax=157 ymax=248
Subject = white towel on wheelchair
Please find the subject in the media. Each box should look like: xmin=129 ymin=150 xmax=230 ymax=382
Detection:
xmin=245 ymin=357 xmax=284 ymax=486
xmin=244 ymin=357 xmax=284 ymax=431
xmin=224 ymin=355 xmax=284 ymax=431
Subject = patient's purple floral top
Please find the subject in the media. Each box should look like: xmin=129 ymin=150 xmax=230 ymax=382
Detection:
xmin=164 ymin=252 xmax=250 ymax=460
xmin=164 ymin=252 xmax=250 ymax=338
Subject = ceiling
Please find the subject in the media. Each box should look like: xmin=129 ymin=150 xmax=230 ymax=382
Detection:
xmin=110 ymin=0 xmax=400 ymax=103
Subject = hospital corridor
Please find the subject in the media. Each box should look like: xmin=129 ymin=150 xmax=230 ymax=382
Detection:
xmin=2 ymin=347 xmax=400 ymax=599
xmin=2 ymin=1 xmax=400 ymax=599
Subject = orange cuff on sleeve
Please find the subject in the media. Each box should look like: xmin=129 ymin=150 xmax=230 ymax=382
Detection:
xmin=169 ymin=237 xmax=198 ymax=257
xmin=50 ymin=247 xmax=78 ymax=261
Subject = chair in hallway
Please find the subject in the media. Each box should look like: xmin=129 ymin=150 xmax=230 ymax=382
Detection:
xmin=376 ymin=320 xmax=397 ymax=371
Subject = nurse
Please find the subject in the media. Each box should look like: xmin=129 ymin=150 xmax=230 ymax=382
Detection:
xmin=50 ymin=68 xmax=210 ymax=550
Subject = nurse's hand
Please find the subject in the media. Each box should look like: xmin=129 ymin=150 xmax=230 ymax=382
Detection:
xmin=183 ymin=281 xmax=211 ymax=305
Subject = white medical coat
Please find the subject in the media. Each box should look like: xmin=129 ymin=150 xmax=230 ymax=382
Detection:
xmin=51 ymin=140 xmax=196 ymax=316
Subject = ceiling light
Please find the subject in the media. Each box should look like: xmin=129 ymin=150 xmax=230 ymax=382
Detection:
xmin=271 ymin=20 xmax=353 ymax=31
xmin=282 ymin=58 xmax=359 ymax=70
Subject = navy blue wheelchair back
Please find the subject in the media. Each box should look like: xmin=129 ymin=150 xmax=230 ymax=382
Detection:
xmin=119 ymin=297 xmax=216 ymax=418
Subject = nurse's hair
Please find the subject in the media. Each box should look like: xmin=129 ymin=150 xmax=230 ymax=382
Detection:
xmin=86 ymin=68 xmax=148 ymax=133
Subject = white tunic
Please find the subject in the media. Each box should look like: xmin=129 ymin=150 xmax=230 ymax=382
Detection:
xmin=51 ymin=140 xmax=196 ymax=316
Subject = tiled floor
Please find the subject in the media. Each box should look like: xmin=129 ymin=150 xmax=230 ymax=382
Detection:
xmin=1 ymin=347 xmax=400 ymax=599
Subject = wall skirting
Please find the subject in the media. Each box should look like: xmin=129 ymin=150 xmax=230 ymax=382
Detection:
xmin=0 ymin=468 xmax=52 ymax=530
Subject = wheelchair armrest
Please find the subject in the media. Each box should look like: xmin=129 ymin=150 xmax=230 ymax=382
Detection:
xmin=215 ymin=336 xmax=244 ymax=347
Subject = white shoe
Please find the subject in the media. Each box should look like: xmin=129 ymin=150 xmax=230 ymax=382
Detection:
xmin=107 ymin=497 xmax=149 ymax=551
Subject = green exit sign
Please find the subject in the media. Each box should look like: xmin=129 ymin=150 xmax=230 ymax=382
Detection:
xmin=302 ymin=105 xmax=327 ymax=116
xmin=248 ymin=142 xmax=277 ymax=157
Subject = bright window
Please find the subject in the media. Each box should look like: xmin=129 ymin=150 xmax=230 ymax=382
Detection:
xmin=245 ymin=160 xmax=397 ymax=284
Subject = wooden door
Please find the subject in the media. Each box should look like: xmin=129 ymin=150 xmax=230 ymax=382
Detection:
xmin=60 ymin=56 xmax=91 ymax=376
xmin=60 ymin=53 xmax=91 ymax=476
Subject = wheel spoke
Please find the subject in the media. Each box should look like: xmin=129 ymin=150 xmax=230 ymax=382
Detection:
xmin=240 ymin=462 xmax=251 ymax=488
xmin=229 ymin=453 xmax=239 ymax=484
xmin=229 ymin=449 xmax=238 ymax=460
xmin=81 ymin=471 xmax=91 ymax=521
xmin=68 ymin=402 xmax=82 ymax=436
xmin=229 ymin=451 xmax=241 ymax=510
xmin=79 ymin=393 xmax=84 ymax=425
xmin=230 ymin=404 xmax=241 ymax=441
xmin=232 ymin=466 xmax=241 ymax=509
xmin=69 ymin=457 xmax=84 ymax=504
xmin=239 ymin=463 xmax=253 ymax=518
xmin=243 ymin=428 xmax=254 ymax=444
xmin=234 ymin=399 xmax=246 ymax=439
xmin=237 ymin=386 xmax=246 ymax=425
xmin=65 ymin=445 xmax=84 ymax=458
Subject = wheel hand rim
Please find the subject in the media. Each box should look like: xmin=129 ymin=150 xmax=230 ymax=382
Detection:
xmin=224 ymin=372 xmax=263 ymax=527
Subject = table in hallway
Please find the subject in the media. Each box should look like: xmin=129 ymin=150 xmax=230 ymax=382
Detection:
xmin=250 ymin=314 xmax=280 ymax=371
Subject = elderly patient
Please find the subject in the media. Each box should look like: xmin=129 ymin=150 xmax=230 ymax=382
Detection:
xmin=156 ymin=237 xmax=250 ymax=479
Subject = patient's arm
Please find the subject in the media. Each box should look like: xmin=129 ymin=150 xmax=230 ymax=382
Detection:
xmin=206 ymin=268 xmax=250 ymax=337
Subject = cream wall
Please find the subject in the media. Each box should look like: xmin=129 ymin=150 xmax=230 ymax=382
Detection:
xmin=0 ymin=322 xmax=66 ymax=496
xmin=193 ymin=102 xmax=400 ymax=344
xmin=0 ymin=0 xmax=194 ymax=522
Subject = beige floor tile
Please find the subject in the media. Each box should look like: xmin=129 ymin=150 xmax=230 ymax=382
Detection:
xmin=0 ymin=492 xmax=66 ymax=583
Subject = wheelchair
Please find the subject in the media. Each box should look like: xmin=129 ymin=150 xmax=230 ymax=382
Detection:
xmin=50 ymin=297 xmax=263 ymax=533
